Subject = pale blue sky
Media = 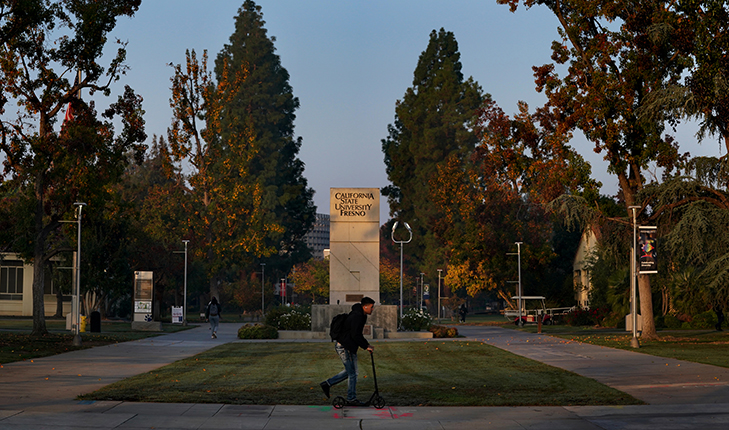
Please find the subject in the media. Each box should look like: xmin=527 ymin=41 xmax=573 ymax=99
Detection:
xmin=107 ymin=0 xmax=724 ymax=223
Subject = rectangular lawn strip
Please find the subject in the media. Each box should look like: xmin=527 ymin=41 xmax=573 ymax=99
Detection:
xmin=80 ymin=341 xmax=642 ymax=406
xmin=0 ymin=323 xmax=190 ymax=365
xmin=545 ymin=330 xmax=729 ymax=368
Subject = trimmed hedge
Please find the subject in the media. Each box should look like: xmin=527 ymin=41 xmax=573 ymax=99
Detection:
xmin=429 ymin=324 xmax=459 ymax=338
xmin=238 ymin=324 xmax=279 ymax=339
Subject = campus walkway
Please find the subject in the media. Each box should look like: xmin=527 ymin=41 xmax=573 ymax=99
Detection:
xmin=1 ymin=323 xmax=728 ymax=429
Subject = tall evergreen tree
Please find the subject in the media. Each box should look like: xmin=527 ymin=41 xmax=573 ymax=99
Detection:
xmin=382 ymin=28 xmax=484 ymax=271
xmin=215 ymin=0 xmax=315 ymax=279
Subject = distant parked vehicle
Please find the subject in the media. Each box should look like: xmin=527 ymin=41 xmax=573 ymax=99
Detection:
xmin=504 ymin=296 xmax=574 ymax=326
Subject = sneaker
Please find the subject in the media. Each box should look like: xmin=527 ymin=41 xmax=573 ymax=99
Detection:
xmin=320 ymin=382 xmax=330 ymax=399
xmin=346 ymin=399 xmax=366 ymax=407
xmin=213 ymin=332 xmax=217 ymax=338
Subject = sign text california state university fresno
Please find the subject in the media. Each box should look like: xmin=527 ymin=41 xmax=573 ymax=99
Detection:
xmin=334 ymin=191 xmax=375 ymax=217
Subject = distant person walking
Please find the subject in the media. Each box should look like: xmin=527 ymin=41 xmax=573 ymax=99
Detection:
xmin=320 ymin=296 xmax=375 ymax=406
xmin=715 ymin=305 xmax=725 ymax=331
xmin=459 ymin=303 xmax=468 ymax=323
xmin=206 ymin=297 xmax=221 ymax=338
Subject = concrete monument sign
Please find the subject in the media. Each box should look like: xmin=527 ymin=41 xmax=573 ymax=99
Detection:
xmin=329 ymin=188 xmax=380 ymax=305
xmin=307 ymin=188 xmax=421 ymax=339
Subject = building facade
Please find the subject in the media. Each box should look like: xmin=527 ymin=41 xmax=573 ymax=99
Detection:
xmin=304 ymin=213 xmax=330 ymax=259
xmin=0 ymin=253 xmax=71 ymax=316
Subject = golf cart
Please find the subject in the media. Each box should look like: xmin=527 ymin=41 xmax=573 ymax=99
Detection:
xmin=503 ymin=296 xmax=573 ymax=326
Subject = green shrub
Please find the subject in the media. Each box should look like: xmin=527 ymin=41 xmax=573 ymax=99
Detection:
xmin=264 ymin=306 xmax=289 ymax=328
xmin=400 ymin=308 xmax=432 ymax=331
xmin=238 ymin=324 xmax=278 ymax=339
xmin=265 ymin=306 xmax=311 ymax=330
xmin=428 ymin=324 xmax=459 ymax=338
xmin=600 ymin=313 xmax=624 ymax=328
xmin=664 ymin=315 xmax=682 ymax=329
xmin=278 ymin=309 xmax=311 ymax=330
xmin=689 ymin=310 xmax=716 ymax=329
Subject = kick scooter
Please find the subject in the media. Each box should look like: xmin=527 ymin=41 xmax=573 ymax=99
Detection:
xmin=333 ymin=350 xmax=385 ymax=409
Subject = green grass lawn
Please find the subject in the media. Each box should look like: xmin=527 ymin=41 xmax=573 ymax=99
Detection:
xmin=434 ymin=313 xmax=509 ymax=326
xmin=539 ymin=328 xmax=729 ymax=368
xmin=80 ymin=341 xmax=642 ymax=407
xmin=0 ymin=319 xmax=192 ymax=365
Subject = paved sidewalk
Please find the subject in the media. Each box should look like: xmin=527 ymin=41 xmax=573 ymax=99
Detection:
xmin=0 ymin=323 xmax=237 ymax=410
xmin=458 ymin=325 xmax=729 ymax=405
xmin=1 ymin=323 xmax=728 ymax=429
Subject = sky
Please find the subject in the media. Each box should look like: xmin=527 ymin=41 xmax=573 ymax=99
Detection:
xmin=104 ymin=0 xmax=725 ymax=224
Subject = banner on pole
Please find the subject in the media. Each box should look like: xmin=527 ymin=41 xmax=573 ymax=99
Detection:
xmin=638 ymin=226 xmax=658 ymax=274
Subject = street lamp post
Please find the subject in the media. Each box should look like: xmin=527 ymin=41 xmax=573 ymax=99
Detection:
xmin=437 ymin=269 xmax=442 ymax=322
xmin=517 ymin=242 xmax=523 ymax=325
xmin=629 ymin=206 xmax=641 ymax=348
xmin=419 ymin=272 xmax=424 ymax=311
xmin=391 ymin=221 xmax=412 ymax=319
xmin=260 ymin=263 xmax=266 ymax=317
xmin=73 ymin=202 xmax=86 ymax=346
xmin=182 ymin=240 xmax=189 ymax=326
xmin=281 ymin=278 xmax=286 ymax=306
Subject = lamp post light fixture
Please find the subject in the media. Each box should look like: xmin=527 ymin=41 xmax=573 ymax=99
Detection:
xmin=260 ymin=263 xmax=266 ymax=317
xmin=629 ymin=206 xmax=641 ymax=349
xmin=437 ymin=269 xmax=442 ymax=322
xmin=73 ymin=202 xmax=86 ymax=346
xmin=391 ymin=221 xmax=412 ymax=319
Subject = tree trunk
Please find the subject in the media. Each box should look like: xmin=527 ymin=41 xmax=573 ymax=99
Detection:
xmin=31 ymin=248 xmax=47 ymax=335
xmin=618 ymin=170 xmax=658 ymax=340
xmin=638 ymin=274 xmax=658 ymax=339
xmin=209 ymin=275 xmax=219 ymax=302
xmin=31 ymin=172 xmax=48 ymax=336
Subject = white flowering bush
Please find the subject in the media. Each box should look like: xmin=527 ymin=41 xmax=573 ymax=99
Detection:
xmin=278 ymin=309 xmax=312 ymax=330
xmin=400 ymin=308 xmax=432 ymax=331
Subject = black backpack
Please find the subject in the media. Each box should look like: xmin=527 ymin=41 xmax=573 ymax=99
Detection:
xmin=329 ymin=313 xmax=349 ymax=341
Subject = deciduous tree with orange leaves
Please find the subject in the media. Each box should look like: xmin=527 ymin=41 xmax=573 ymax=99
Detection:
xmin=0 ymin=0 xmax=146 ymax=335
xmin=498 ymin=0 xmax=694 ymax=338
xmin=431 ymin=99 xmax=598 ymax=305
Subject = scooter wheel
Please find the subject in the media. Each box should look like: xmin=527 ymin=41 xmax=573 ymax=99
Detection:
xmin=332 ymin=396 xmax=346 ymax=409
xmin=372 ymin=395 xmax=386 ymax=409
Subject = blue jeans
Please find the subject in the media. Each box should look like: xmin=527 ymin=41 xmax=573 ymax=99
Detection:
xmin=209 ymin=315 xmax=219 ymax=334
xmin=326 ymin=343 xmax=358 ymax=400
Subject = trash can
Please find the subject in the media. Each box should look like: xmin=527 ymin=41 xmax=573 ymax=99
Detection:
xmin=90 ymin=311 xmax=101 ymax=332
xmin=79 ymin=315 xmax=87 ymax=332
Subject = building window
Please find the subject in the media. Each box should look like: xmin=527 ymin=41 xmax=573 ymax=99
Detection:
xmin=0 ymin=260 xmax=24 ymax=300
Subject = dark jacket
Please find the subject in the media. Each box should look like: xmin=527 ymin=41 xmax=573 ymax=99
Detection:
xmin=205 ymin=301 xmax=221 ymax=318
xmin=338 ymin=303 xmax=370 ymax=353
